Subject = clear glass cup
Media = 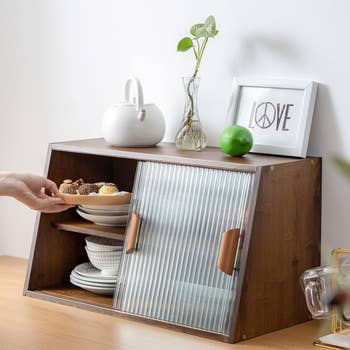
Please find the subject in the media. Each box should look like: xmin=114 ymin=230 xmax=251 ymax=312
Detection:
xmin=300 ymin=266 xmax=334 ymax=319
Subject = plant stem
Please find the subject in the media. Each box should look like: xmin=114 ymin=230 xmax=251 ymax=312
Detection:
xmin=195 ymin=37 xmax=208 ymax=73
xmin=185 ymin=37 xmax=209 ymax=123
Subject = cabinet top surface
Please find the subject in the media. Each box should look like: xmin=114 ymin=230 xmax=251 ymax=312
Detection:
xmin=51 ymin=138 xmax=318 ymax=171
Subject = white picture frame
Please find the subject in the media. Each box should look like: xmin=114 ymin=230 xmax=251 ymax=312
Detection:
xmin=226 ymin=78 xmax=318 ymax=158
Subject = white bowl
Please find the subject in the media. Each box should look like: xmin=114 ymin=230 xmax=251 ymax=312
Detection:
xmin=85 ymin=236 xmax=123 ymax=252
xmin=76 ymin=209 xmax=128 ymax=227
xmin=85 ymin=247 xmax=122 ymax=276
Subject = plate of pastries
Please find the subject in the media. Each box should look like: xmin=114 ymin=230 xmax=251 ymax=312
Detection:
xmin=56 ymin=178 xmax=131 ymax=205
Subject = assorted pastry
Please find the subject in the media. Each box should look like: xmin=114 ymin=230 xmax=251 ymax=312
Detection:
xmin=59 ymin=178 xmax=120 ymax=196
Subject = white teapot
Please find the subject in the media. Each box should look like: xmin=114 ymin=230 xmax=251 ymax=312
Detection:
xmin=102 ymin=77 xmax=165 ymax=147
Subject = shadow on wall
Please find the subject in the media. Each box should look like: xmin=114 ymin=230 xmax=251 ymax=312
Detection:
xmin=230 ymin=33 xmax=301 ymax=72
xmin=308 ymin=84 xmax=350 ymax=263
xmin=308 ymin=83 xmax=342 ymax=156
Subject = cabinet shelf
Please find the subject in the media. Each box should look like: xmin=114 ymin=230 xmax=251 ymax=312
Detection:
xmin=54 ymin=220 xmax=126 ymax=240
xmin=28 ymin=283 xmax=114 ymax=308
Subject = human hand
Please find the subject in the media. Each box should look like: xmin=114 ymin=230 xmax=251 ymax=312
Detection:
xmin=0 ymin=172 xmax=73 ymax=213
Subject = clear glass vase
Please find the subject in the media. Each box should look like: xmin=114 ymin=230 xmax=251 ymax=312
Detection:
xmin=175 ymin=76 xmax=207 ymax=151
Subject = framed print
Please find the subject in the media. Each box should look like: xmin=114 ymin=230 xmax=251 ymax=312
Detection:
xmin=226 ymin=78 xmax=318 ymax=158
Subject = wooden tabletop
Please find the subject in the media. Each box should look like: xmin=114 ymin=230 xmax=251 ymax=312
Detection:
xmin=0 ymin=256 xmax=327 ymax=350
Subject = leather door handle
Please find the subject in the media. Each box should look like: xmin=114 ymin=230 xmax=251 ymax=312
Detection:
xmin=125 ymin=212 xmax=141 ymax=254
xmin=217 ymin=228 xmax=241 ymax=275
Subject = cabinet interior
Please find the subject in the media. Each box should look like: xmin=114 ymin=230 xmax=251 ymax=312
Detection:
xmin=26 ymin=150 xmax=137 ymax=308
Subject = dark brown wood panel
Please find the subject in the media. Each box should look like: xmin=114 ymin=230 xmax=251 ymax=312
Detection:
xmin=51 ymin=138 xmax=306 ymax=172
xmin=112 ymin=157 xmax=138 ymax=192
xmin=233 ymin=158 xmax=321 ymax=342
xmin=26 ymin=218 xmax=87 ymax=290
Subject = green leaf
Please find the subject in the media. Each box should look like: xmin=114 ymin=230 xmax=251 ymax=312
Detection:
xmin=204 ymin=15 xmax=218 ymax=37
xmin=195 ymin=15 xmax=218 ymax=38
xmin=334 ymin=156 xmax=350 ymax=179
xmin=190 ymin=23 xmax=204 ymax=37
xmin=177 ymin=37 xmax=193 ymax=52
xmin=205 ymin=15 xmax=216 ymax=28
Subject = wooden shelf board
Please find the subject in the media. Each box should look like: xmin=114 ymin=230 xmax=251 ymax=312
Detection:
xmin=50 ymin=138 xmax=312 ymax=172
xmin=54 ymin=220 xmax=126 ymax=240
xmin=33 ymin=283 xmax=114 ymax=308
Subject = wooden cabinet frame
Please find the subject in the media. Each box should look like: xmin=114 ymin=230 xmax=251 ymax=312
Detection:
xmin=24 ymin=138 xmax=321 ymax=343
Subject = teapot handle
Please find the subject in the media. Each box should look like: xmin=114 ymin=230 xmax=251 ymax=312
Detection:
xmin=125 ymin=77 xmax=145 ymax=121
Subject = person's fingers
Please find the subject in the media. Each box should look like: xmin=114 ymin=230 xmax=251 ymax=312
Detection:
xmin=19 ymin=192 xmax=67 ymax=211
xmin=12 ymin=181 xmax=71 ymax=212
xmin=41 ymin=178 xmax=59 ymax=194
xmin=37 ymin=196 xmax=66 ymax=207
xmin=17 ymin=190 xmax=43 ymax=209
xmin=41 ymin=204 xmax=74 ymax=213
xmin=37 ymin=191 xmax=49 ymax=199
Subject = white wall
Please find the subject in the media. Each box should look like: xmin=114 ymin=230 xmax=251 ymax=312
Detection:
xmin=0 ymin=0 xmax=349 ymax=259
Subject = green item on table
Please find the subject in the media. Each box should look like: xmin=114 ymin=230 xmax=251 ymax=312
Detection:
xmin=219 ymin=125 xmax=253 ymax=157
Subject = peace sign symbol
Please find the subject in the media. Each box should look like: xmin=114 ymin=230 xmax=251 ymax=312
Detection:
xmin=255 ymin=102 xmax=276 ymax=129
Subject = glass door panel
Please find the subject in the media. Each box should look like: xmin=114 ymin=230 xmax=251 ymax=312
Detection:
xmin=114 ymin=162 xmax=255 ymax=335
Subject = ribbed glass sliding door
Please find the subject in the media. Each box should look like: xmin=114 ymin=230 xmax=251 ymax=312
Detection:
xmin=114 ymin=161 xmax=255 ymax=335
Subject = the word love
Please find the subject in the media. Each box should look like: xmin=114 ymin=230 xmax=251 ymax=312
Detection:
xmin=249 ymin=102 xmax=294 ymax=131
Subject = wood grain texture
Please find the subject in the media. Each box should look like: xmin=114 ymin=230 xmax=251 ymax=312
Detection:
xmin=54 ymin=220 xmax=126 ymax=240
xmin=55 ymin=192 xmax=131 ymax=205
xmin=125 ymin=212 xmax=140 ymax=254
xmin=217 ymin=229 xmax=241 ymax=275
xmin=233 ymin=158 xmax=321 ymax=342
xmin=50 ymin=138 xmax=306 ymax=172
xmin=26 ymin=289 xmax=229 ymax=343
xmin=2 ymin=257 xmax=327 ymax=350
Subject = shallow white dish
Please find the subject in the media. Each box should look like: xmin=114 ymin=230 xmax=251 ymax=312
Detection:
xmin=70 ymin=270 xmax=117 ymax=284
xmin=80 ymin=204 xmax=130 ymax=211
xmin=73 ymin=262 xmax=117 ymax=280
xmin=76 ymin=208 xmax=128 ymax=227
xmin=85 ymin=247 xmax=122 ymax=276
xmin=70 ymin=277 xmax=115 ymax=295
xmin=78 ymin=206 xmax=128 ymax=216
xmin=85 ymin=236 xmax=124 ymax=252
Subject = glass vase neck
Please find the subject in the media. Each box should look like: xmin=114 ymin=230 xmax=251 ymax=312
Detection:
xmin=182 ymin=76 xmax=200 ymax=120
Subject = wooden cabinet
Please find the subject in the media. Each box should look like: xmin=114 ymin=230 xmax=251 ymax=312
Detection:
xmin=24 ymin=138 xmax=321 ymax=343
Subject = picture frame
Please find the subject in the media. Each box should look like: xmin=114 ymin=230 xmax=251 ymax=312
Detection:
xmin=226 ymin=78 xmax=318 ymax=158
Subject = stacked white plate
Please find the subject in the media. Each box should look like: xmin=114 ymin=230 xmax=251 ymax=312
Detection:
xmin=76 ymin=204 xmax=130 ymax=227
xmin=70 ymin=236 xmax=124 ymax=295
xmin=70 ymin=262 xmax=117 ymax=295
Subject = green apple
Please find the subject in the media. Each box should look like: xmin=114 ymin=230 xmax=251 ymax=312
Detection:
xmin=219 ymin=125 xmax=253 ymax=156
